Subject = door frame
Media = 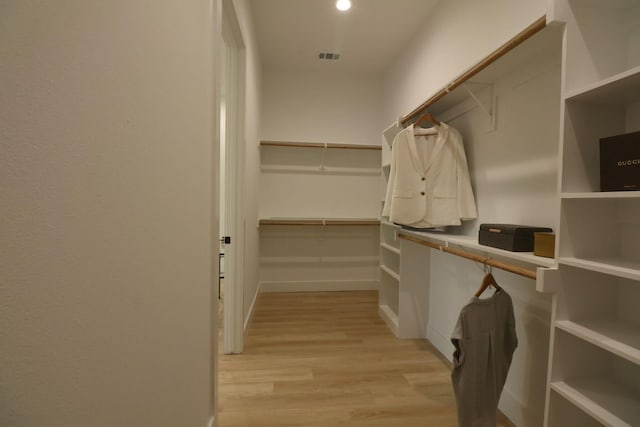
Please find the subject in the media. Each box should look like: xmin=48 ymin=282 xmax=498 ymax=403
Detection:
xmin=221 ymin=0 xmax=246 ymax=355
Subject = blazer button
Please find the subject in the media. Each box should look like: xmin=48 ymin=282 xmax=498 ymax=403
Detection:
xmin=421 ymin=192 xmax=425 ymax=196
xmin=421 ymin=177 xmax=425 ymax=181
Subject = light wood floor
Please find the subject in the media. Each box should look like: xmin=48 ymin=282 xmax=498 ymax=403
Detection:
xmin=218 ymin=291 xmax=515 ymax=426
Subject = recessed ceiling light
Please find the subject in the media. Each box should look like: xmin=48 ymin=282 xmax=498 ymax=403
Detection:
xmin=336 ymin=0 xmax=351 ymax=11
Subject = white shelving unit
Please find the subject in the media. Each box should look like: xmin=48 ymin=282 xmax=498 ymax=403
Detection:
xmin=378 ymin=220 xmax=401 ymax=335
xmin=259 ymin=140 xmax=382 ymax=293
xmin=377 ymin=122 xmax=403 ymax=335
xmin=544 ymin=1 xmax=640 ymax=425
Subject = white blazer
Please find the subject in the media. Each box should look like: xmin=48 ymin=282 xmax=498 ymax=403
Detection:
xmin=382 ymin=123 xmax=477 ymax=228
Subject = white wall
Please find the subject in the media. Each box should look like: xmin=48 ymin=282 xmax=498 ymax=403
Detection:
xmin=262 ymin=70 xmax=383 ymax=145
xmin=382 ymin=0 xmax=548 ymax=125
xmin=0 ymin=2 xmax=217 ymax=426
xmin=232 ymin=0 xmax=262 ymax=326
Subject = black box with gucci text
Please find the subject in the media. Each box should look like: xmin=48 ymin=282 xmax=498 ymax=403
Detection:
xmin=600 ymin=130 xmax=640 ymax=192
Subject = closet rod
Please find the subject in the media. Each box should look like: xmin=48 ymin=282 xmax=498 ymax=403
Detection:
xmin=400 ymin=15 xmax=547 ymax=126
xmin=260 ymin=140 xmax=382 ymax=151
xmin=398 ymin=233 xmax=537 ymax=280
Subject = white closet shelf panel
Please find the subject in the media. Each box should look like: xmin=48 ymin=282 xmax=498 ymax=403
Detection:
xmin=378 ymin=304 xmax=399 ymax=336
xmin=556 ymin=319 xmax=640 ymax=365
xmin=261 ymin=165 xmax=381 ymax=175
xmin=382 ymin=123 xmax=402 ymax=147
xmin=380 ymin=220 xmax=401 ymax=229
xmin=400 ymin=230 xmax=556 ymax=268
xmin=564 ymin=65 xmax=640 ymax=105
xmin=573 ymin=0 xmax=640 ymax=8
xmin=259 ymin=218 xmax=380 ymax=226
xmin=260 ymin=140 xmax=382 ymax=150
xmin=559 ymin=257 xmax=640 ymax=281
xmin=561 ymin=192 xmax=640 ymax=200
xmin=380 ymin=243 xmax=400 ymax=255
xmin=380 ymin=265 xmax=400 ymax=282
xmin=261 ymin=255 xmax=379 ymax=264
xmin=551 ymin=378 xmax=640 ymax=427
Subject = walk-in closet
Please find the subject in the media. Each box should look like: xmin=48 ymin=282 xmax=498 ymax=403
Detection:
xmin=3 ymin=0 xmax=640 ymax=426
xmin=251 ymin=1 xmax=640 ymax=425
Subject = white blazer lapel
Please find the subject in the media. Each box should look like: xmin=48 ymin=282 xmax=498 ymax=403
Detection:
xmin=405 ymin=124 xmax=426 ymax=174
xmin=423 ymin=122 xmax=449 ymax=173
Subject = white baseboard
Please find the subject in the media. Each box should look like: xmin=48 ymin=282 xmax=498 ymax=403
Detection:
xmin=378 ymin=305 xmax=399 ymax=337
xmin=499 ymin=386 xmax=538 ymax=427
xmin=244 ymin=281 xmax=261 ymax=334
xmin=260 ymin=279 xmax=378 ymax=293
xmin=427 ymin=325 xmax=454 ymax=363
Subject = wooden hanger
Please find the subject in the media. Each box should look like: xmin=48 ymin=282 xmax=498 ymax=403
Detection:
xmin=414 ymin=110 xmax=441 ymax=127
xmin=475 ymin=265 xmax=501 ymax=298
xmin=413 ymin=111 xmax=441 ymax=136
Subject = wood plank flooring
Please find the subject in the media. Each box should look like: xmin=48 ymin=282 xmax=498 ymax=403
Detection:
xmin=218 ymin=291 xmax=515 ymax=426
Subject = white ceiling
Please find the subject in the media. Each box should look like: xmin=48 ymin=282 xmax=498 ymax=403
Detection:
xmin=249 ymin=0 xmax=441 ymax=75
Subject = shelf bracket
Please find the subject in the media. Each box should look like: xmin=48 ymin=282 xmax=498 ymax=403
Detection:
xmin=461 ymin=83 xmax=496 ymax=132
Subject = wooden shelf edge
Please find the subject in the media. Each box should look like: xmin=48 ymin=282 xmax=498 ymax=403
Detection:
xmin=259 ymin=218 xmax=380 ymax=226
xmin=399 ymin=230 xmax=556 ymax=269
xmin=260 ymin=140 xmax=382 ymax=151
xmin=400 ymin=15 xmax=547 ymax=125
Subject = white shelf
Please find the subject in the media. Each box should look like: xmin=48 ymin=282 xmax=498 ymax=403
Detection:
xmin=577 ymin=0 xmax=640 ymax=9
xmin=564 ymin=65 xmax=640 ymax=105
xmin=559 ymin=257 xmax=640 ymax=281
xmin=556 ymin=319 xmax=640 ymax=365
xmin=381 ymin=242 xmax=400 ymax=255
xmin=260 ymin=140 xmax=382 ymax=150
xmin=380 ymin=220 xmax=401 ymax=229
xmin=261 ymin=255 xmax=379 ymax=265
xmin=261 ymin=165 xmax=380 ymax=175
xmin=400 ymin=230 xmax=557 ymax=268
xmin=382 ymin=122 xmax=402 ymax=147
xmin=380 ymin=265 xmax=400 ymax=282
xmin=561 ymin=192 xmax=640 ymax=200
xmin=551 ymin=378 xmax=640 ymax=427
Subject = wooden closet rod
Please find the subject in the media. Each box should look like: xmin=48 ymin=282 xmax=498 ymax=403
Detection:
xmin=400 ymin=15 xmax=547 ymax=126
xmin=399 ymin=233 xmax=537 ymax=280
xmin=260 ymin=140 xmax=382 ymax=151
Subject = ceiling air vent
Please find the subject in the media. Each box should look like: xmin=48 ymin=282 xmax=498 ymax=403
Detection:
xmin=318 ymin=52 xmax=341 ymax=60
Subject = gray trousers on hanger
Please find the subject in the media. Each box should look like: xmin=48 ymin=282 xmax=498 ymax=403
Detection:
xmin=451 ymin=290 xmax=518 ymax=427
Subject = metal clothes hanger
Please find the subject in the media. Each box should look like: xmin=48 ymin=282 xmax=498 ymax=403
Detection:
xmin=475 ymin=262 xmax=502 ymax=298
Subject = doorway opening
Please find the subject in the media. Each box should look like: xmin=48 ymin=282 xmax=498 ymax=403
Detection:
xmin=219 ymin=0 xmax=246 ymax=355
